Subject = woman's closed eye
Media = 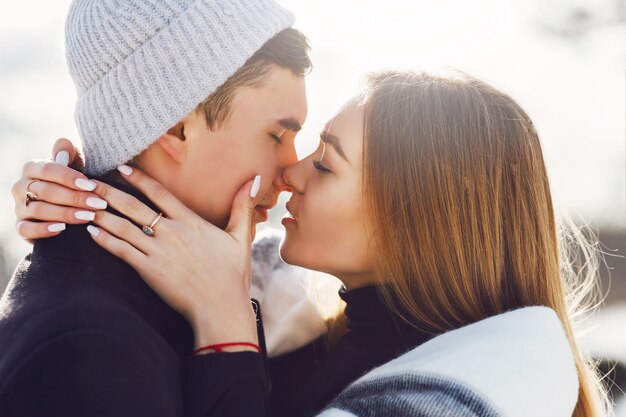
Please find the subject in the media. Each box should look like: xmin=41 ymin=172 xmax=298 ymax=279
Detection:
xmin=312 ymin=160 xmax=332 ymax=173
xmin=311 ymin=140 xmax=332 ymax=173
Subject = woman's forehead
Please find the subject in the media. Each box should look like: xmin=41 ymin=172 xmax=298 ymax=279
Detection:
xmin=325 ymin=94 xmax=366 ymax=131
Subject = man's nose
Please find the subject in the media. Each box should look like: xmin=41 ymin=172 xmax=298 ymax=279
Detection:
xmin=279 ymin=141 xmax=299 ymax=167
xmin=273 ymin=143 xmax=299 ymax=192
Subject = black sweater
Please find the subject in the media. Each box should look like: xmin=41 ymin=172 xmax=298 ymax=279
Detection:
xmin=268 ymin=284 xmax=435 ymax=417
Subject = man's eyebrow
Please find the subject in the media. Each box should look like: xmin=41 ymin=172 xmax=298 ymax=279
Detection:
xmin=277 ymin=118 xmax=302 ymax=132
xmin=320 ymin=131 xmax=350 ymax=164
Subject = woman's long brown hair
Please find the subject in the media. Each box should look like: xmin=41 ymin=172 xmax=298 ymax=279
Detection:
xmin=322 ymin=70 xmax=610 ymax=416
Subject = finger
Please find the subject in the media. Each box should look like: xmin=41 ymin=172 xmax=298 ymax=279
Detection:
xmin=116 ymin=165 xmax=190 ymax=219
xmin=52 ymin=138 xmax=85 ymax=171
xmin=91 ymin=180 xmax=159 ymax=227
xmin=93 ymin=211 xmax=156 ymax=255
xmin=71 ymin=151 xmax=85 ymax=171
xmin=86 ymin=225 xmax=146 ymax=269
xmin=22 ymin=180 xmax=107 ymax=211
xmin=16 ymin=220 xmax=66 ymax=241
xmin=22 ymin=160 xmax=97 ymax=192
xmin=19 ymin=200 xmax=98 ymax=225
xmin=225 ymin=175 xmax=260 ymax=243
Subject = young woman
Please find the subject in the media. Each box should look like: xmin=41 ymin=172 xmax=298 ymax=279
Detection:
xmin=11 ymin=71 xmax=610 ymax=416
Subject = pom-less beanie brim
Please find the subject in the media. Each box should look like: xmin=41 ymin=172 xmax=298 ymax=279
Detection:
xmin=70 ymin=0 xmax=295 ymax=175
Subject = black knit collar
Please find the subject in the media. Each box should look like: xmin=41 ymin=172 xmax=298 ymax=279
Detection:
xmin=338 ymin=284 xmax=434 ymax=350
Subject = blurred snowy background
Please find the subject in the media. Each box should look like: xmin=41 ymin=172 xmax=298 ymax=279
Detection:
xmin=0 ymin=0 xmax=624 ymax=412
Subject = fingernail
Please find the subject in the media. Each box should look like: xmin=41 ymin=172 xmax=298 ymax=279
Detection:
xmin=75 ymin=211 xmax=96 ymax=221
xmin=86 ymin=197 xmax=107 ymax=209
xmin=75 ymin=178 xmax=97 ymax=191
xmin=87 ymin=225 xmax=100 ymax=237
xmin=117 ymin=165 xmax=133 ymax=175
xmin=55 ymin=151 xmax=70 ymax=166
xmin=47 ymin=223 xmax=66 ymax=232
xmin=250 ymin=175 xmax=261 ymax=198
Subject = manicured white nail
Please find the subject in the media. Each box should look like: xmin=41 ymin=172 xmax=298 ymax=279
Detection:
xmin=55 ymin=151 xmax=70 ymax=166
xmin=86 ymin=197 xmax=107 ymax=209
xmin=117 ymin=165 xmax=133 ymax=175
xmin=75 ymin=178 xmax=97 ymax=191
xmin=250 ymin=175 xmax=261 ymax=198
xmin=87 ymin=225 xmax=100 ymax=237
xmin=75 ymin=211 xmax=96 ymax=221
xmin=47 ymin=223 xmax=66 ymax=232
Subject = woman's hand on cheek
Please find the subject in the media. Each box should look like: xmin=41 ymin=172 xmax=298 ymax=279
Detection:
xmin=87 ymin=165 xmax=262 ymax=350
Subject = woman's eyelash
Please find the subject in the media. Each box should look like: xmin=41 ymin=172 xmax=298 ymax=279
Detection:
xmin=270 ymin=133 xmax=282 ymax=144
xmin=312 ymin=160 xmax=331 ymax=173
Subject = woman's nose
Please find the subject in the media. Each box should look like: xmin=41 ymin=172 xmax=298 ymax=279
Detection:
xmin=278 ymin=159 xmax=305 ymax=194
xmin=274 ymin=165 xmax=293 ymax=193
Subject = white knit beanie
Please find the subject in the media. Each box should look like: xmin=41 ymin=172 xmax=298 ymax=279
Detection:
xmin=65 ymin=0 xmax=295 ymax=175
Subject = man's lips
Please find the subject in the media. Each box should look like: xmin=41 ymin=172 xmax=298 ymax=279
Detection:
xmin=254 ymin=203 xmax=275 ymax=221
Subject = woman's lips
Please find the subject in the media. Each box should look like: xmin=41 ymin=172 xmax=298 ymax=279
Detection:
xmin=282 ymin=201 xmax=297 ymax=226
xmin=281 ymin=213 xmax=297 ymax=226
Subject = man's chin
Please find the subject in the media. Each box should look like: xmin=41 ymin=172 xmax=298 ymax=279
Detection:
xmin=250 ymin=215 xmax=260 ymax=236
xmin=251 ymin=220 xmax=265 ymax=241
xmin=250 ymin=208 xmax=271 ymax=241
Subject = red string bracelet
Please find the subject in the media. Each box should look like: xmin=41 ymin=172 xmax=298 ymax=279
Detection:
xmin=193 ymin=342 xmax=261 ymax=355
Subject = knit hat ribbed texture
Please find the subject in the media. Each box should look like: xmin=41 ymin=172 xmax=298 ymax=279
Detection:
xmin=65 ymin=0 xmax=295 ymax=175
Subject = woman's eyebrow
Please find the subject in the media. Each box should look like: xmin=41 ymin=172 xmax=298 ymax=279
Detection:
xmin=320 ymin=131 xmax=350 ymax=164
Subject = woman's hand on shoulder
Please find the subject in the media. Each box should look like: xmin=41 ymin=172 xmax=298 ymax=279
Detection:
xmin=12 ymin=138 xmax=107 ymax=243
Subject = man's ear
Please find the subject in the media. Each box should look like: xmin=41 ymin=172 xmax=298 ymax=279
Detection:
xmin=157 ymin=122 xmax=186 ymax=164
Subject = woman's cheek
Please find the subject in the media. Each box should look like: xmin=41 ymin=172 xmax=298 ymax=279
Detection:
xmin=307 ymin=188 xmax=362 ymax=265
xmin=332 ymin=183 xmax=371 ymax=267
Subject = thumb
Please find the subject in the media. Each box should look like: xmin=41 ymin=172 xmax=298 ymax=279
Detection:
xmin=225 ymin=175 xmax=261 ymax=243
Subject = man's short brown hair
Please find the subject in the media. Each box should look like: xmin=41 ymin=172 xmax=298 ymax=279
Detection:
xmin=197 ymin=28 xmax=311 ymax=130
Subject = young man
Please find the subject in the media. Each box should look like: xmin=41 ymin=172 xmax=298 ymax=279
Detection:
xmin=0 ymin=1 xmax=310 ymax=416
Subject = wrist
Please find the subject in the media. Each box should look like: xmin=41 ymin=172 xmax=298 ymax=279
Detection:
xmin=193 ymin=342 xmax=261 ymax=355
xmin=190 ymin=302 xmax=259 ymax=352
xmin=193 ymin=331 xmax=260 ymax=353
